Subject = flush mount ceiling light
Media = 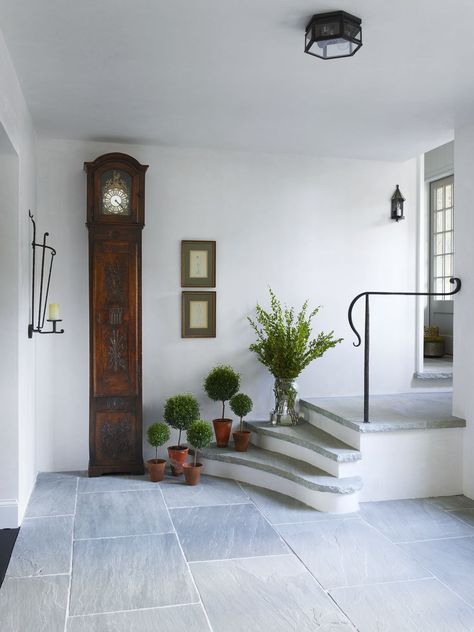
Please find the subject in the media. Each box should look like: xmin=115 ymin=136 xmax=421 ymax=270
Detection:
xmin=305 ymin=11 xmax=362 ymax=60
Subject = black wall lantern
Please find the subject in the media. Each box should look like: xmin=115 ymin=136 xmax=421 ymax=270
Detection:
xmin=305 ymin=11 xmax=362 ymax=60
xmin=391 ymin=185 xmax=405 ymax=222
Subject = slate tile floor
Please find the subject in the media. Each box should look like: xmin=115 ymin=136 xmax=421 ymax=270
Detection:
xmin=1 ymin=473 xmax=474 ymax=631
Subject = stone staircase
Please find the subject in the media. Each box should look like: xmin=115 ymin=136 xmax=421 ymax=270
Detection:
xmin=198 ymin=392 xmax=466 ymax=514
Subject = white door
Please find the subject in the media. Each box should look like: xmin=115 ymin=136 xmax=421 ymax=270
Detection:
xmin=429 ymin=175 xmax=454 ymax=354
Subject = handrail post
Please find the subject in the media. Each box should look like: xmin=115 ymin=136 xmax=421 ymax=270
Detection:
xmin=364 ymin=294 xmax=370 ymax=423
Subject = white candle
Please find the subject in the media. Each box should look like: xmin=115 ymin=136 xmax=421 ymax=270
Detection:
xmin=48 ymin=303 xmax=60 ymax=320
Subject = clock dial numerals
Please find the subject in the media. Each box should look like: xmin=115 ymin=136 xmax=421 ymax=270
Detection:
xmin=101 ymin=170 xmax=131 ymax=216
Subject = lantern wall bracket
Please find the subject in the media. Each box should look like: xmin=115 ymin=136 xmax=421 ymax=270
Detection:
xmin=28 ymin=211 xmax=64 ymax=338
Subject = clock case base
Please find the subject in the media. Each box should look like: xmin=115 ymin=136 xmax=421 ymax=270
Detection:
xmin=88 ymin=463 xmax=145 ymax=478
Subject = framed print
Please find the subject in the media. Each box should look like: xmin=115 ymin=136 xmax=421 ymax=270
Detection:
xmin=181 ymin=240 xmax=216 ymax=287
xmin=182 ymin=291 xmax=216 ymax=338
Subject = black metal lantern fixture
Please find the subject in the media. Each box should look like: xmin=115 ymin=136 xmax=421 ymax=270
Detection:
xmin=391 ymin=185 xmax=405 ymax=222
xmin=305 ymin=11 xmax=362 ymax=60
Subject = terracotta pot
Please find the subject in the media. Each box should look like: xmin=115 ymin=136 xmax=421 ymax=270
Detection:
xmin=146 ymin=458 xmax=166 ymax=482
xmin=167 ymin=446 xmax=189 ymax=476
xmin=183 ymin=463 xmax=202 ymax=485
xmin=233 ymin=430 xmax=251 ymax=452
xmin=212 ymin=419 xmax=233 ymax=447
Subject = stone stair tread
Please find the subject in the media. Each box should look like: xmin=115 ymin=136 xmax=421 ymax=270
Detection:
xmin=197 ymin=444 xmax=362 ymax=494
xmin=300 ymin=393 xmax=466 ymax=432
xmin=244 ymin=419 xmax=361 ymax=463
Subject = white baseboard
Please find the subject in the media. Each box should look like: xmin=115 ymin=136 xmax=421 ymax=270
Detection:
xmin=0 ymin=499 xmax=19 ymax=528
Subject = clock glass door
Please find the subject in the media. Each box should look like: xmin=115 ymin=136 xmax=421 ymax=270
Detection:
xmin=100 ymin=169 xmax=132 ymax=216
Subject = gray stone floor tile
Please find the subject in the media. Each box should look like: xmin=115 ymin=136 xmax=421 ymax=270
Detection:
xmin=161 ymin=474 xmax=249 ymax=508
xmin=402 ymin=536 xmax=474 ymax=607
xmin=0 ymin=575 xmax=69 ymax=632
xmin=37 ymin=471 xmax=81 ymax=482
xmin=277 ymin=518 xmax=430 ymax=589
xmin=78 ymin=474 xmax=160 ymax=493
xmin=241 ymin=482 xmax=356 ymax=524
xmin=450 ymin=509 xmax=474 ymax=528
xmin=192 ymin=554 xmax=355 ymax=631
xmin=25 ymin=477 xmax=77 ymax=517
xmin=359 ymin=498 xmax=474 ymax=542
xmin=74 ymin=490 xmax=172 ymax=539
xmin=69 ymin=533 xmax=198 ymax=615
xmin=6 ymin=516 xmax=73 ymax=577
xmin=425 ymin=494 xmax=474 ymax=510
xmin=170 ymin=503 xmax=288 ymax=561
xmin=67 ymin=604 xmax=211 ymax=632
xmin=330 ymin=578 xmax=474 ymax=632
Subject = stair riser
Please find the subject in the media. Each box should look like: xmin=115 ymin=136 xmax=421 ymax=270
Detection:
xmin=200 ymin=457 xmax=360 ymax=513
xmin=249 ymin=432 xmax=360 ymax=478
xmin=301 ymin=404 xmax=361 ymax=449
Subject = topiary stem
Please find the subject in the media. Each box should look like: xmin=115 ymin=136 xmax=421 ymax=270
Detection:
xmin=178 ymin=429 xmax=182 ymax=447
xmin=194 ymin=449 xmax=198 ymax=467
xmin=222 ymin=400 xmax=225 ymax=420
xmin=240 ymin=416 xmax=243 ymax=433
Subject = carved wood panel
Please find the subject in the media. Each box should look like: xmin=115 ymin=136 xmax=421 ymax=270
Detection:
xmin=95 ymin=412 xmax=137 ymax=464
xmin=91 ymin=243 xmax=138 ymax=396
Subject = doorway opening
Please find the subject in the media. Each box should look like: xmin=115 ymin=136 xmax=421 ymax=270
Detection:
xmin=418 ymin=142 xmax=454 ymax=380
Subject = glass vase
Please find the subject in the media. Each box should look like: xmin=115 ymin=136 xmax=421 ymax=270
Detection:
xmin=271 ymin=378 xmax=299 ymax=426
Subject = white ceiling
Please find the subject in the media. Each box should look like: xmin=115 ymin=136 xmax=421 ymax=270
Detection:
xmin=0 ymin=0 xmax=469 ymax=160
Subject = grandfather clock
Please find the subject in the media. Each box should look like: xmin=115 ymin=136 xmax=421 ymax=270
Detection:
xmin=84 ymin=153 xmax=148 ymax=476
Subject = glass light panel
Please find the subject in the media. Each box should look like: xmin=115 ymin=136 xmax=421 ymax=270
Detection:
xmin=314 ymin=21 xmax=340 ymax=38
xmin=445 ymin=231 xmax=453 ymax=253
xmin=435 ymin=234 xmax=444 ymax=254
xmin=445 ymin=254 xmax=453 ymax=276
xmin=445 ymin=184 xmax=453 ymax=207
xmin=436 ymin=187 xmax=444 ymax=211
xmin=445 ymin=208 xmax=453 ymax=231
xmin=436 ymin=211 xmax=444 ymax=232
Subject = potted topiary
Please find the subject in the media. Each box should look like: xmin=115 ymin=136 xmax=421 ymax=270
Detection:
xmin=203 ymin=365 xmax=240 ymax=447
xmin=249 ymin=289 xmax=343 ymax=425
xmin=164 ymin=393 xmax=200 ymax=476
xmin=184 ymin=420 xmax=213 ymax=485
xmin=230 ymin=393 xmax=253 ymax=452
xmin=146 ymin=422 xmax=170 ymax=482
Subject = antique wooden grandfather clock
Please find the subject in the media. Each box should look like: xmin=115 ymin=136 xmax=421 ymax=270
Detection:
xmin=84 ymin=153 xmax=148 ymax=476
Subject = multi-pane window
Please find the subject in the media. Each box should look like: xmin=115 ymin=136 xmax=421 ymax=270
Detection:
xmin=431 ymin=176 xmax=454 ymax=301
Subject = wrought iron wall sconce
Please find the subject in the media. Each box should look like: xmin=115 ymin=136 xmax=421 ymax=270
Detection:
xmin=391 ymin=185 xmax=405 ymax=222
xmin=28 ymin=211 xmax=64 ymax=338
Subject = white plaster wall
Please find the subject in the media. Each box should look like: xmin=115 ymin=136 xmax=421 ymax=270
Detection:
xmin=35 ymin=138 xmax=417 ymax=471
xmin=453 ymin=123 xmax=474 ymax=499
xmin=0 ymin=29 xmax=37 ymax=525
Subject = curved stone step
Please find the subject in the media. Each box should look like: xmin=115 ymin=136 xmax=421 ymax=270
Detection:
xmin=196 ymin=444 xmax=362 ymax=513
xmin=244 ymin=420 xmax=361 ymax=477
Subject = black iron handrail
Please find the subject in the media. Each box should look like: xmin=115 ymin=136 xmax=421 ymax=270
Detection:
xmin=347 ymin=277 xmax=461 ymax=423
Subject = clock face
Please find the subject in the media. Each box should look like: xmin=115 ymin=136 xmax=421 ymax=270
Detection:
xmin=101 ymin=170 xmax=131 ymax=216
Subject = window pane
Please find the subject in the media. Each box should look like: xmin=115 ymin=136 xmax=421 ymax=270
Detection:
xmin=445 ymin=184 xmax=453 ymax=207
xmin=436 ymin=211 xmax=444 ymax=232
xmin=444 ymin=278 xmax=453 ymax=294
xmin=436 ymin=187 xmax=444 ymax=210
xmin=445 ymin=208 xmax=453 ymax=231
xmin=434 ymin=256 xmax=443 ymax=277
xmin=435 ymin=233 xmax=444 ymax=254
xmin=445 ymin=254 xmax=453 ymax=276
xmin=445 ymin=231 xmax=453 ymax=253
xmin=435 ymin=278 xmax=444 ymax=293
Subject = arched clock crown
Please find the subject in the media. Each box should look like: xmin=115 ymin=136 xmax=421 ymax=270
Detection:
xmin=84 ymin=153 xmax=148 ymax=477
